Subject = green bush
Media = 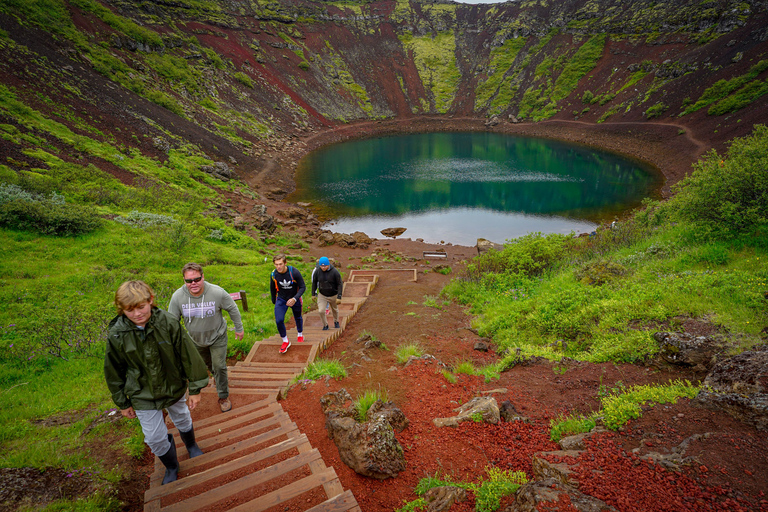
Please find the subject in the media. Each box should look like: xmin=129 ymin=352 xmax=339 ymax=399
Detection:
xmin=466 ymin=232 xmax=569 ymax=281
xmin=354 ymin=389 xmax=388 ymax=422
xmin=670 ymin=124 xmax=768 ymax=238
xmin=0 ymin=195 xmax=100 ymax=236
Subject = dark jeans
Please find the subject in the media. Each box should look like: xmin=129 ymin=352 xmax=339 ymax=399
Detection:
xmin=274 ymin=296 xmax=303 ymax=338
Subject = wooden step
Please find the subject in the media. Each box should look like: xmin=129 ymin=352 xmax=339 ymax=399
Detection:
xmin=158 ymin=449 xmax=327 ymax=512
xmin=146 ymin=433 xmax=311 ymax=502
xmin=306 ymin=490 xmax=362 ymax=512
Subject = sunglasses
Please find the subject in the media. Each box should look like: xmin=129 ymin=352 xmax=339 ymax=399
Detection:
xmin=184 ymin=277 xmax=203 ymax=284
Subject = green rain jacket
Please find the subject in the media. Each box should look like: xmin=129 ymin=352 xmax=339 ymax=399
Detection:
xmin=104 ymin=307 xmax=209 ymax=411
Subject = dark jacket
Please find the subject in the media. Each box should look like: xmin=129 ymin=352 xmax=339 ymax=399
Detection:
xmin=311 ymin=263 xmax=343 ymax=299
xmin=270 ymin=265 xmax=306 ymax=304
xmin=104 ymin=307 xmax=209 ymax=411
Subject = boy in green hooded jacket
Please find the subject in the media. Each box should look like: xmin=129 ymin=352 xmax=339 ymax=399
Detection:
xmin=104 ymin=280 xmax=209 ymax=485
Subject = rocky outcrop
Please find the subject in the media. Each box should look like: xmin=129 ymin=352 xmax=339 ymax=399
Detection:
xmin=199 ymin=162 xmax=232 ymax=182
xmin=696 ymin=346 xmax=768 ymax=430
xmin=653 ymin=331 xmax=729 ymax=371
xmin=320 ymin=389 xmax=407 ymax=479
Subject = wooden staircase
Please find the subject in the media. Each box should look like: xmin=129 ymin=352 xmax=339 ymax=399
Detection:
xmin=144 ymin=270 xmax=394 ymax=511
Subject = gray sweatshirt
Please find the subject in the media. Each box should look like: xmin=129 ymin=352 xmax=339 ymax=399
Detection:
xmin=167 ymin=282 xmax=244 ymax=347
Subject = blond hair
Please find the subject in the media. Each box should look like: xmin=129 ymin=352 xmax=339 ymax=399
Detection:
xmin=115 ymin=281 xmax=156 ymax=315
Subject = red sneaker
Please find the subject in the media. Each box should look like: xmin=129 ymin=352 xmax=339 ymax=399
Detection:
xmin=279 ymin=340 xmax=291 ymax=354
xmin=297 ymin=333 xmax=304 ymax=343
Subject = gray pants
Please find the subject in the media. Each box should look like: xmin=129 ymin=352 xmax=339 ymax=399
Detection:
xmin=317 ymin=294 xmax=339 ymax=327
xmin=135 ymin=396 xmax=193 ymax=457
xmin=195 ymin=335 xmax=229 ymax=399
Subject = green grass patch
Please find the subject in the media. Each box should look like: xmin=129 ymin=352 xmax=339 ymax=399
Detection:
xmin=601 ymin=380 xmax=700 ymax=430
xmin=294 ymin=359 xmax=347 ymax=383
xmin=354 ymin=388 xmax=388 ymax=422
xmin=395 ymin=342 xmax=424 ymax=364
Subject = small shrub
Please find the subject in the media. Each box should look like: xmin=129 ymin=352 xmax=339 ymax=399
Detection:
xmin=644 ymin=102 xmax=668 ymax=119
xmin=474 ymin=467 xmax=528 ymax=512
xmin=550 ymin=413 xmax=597 ymax=442
xmin=233 ymin=71 xmax=254 ymax=88
xmin=395 ymin=342 xmax=424 ymax=363
xmin=441 ymin=369 xmax=457 ymax=384
xmin=574 ymin=259 xmax=629 ymax=286
xmin=295 ymin=358 xmax=347 ymax=382
xmin=453 ymin=360 xmax=476 ymax=376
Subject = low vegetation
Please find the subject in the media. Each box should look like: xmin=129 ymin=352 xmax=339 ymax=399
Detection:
xmin=397 ymin=467 xmax=528 ymax=512
xmin=445 ymin=125 xmax=768 ymax=366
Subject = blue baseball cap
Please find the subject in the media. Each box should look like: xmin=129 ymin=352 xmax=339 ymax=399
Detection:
xmin=319 ymin=257 xmax=330 ymax=266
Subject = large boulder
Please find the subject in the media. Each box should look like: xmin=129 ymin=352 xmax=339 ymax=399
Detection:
xmin=320 ymin=390 xmax=407 ymax=479
xmin=653 ymin=331 xmax=729 ymax=370
xmin=325 ymin=414 xmax=405 ymax=480
xmin=696 ymin=346 xmax=768 ymax=430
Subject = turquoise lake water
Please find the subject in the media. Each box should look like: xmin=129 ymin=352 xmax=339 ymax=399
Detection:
xmin=291 ymin=132 xmax=662 ymax=246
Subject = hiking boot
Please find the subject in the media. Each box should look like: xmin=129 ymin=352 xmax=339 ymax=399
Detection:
xmin=218 ymin=397 xmax=232 ymax=413
xmin=334 ymin=321 xmax=340 ymax=329
xmin=179 ymin=427 xmax=204 ymax=458
xmin=322 ymin=325 xmax=329 ymax=331
xmin=279 ymin=340 xmax=291 ymax=354
xmin=158 ymin=434 xmax=179 ymax=485
xmin=297 ymin=333 xmax=304 ymax=343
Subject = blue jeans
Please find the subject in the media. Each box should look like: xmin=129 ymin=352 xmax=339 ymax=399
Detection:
xmin=274 ymin=296 xmax=303 ymax=338
xmin=135 ymin=396 xmax=193 ymax=456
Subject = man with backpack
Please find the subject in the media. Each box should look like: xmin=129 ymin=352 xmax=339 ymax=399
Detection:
xmin=270 ymin=253 xmax=306 ymax=354
xmin=311 ymin=256 xmax=343 ymax=330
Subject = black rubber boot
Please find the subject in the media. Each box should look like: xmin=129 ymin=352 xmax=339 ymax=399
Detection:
xmin=158 ymin=433 xmax=179 ymax=485
xmin=179 ymin=427 xmax=204 ymax=458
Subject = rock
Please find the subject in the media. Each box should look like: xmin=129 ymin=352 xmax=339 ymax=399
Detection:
xmin=275 ymin=206 xmax=308 ymax=220
xmin=474 ymin=341 xmax=489 ymax=352
xmin=152 ymin=136 xmax=170 ymax=152
xmin=696 ymin=347 xmax=768 ymax=430
xmin=199 ymin=162 xmax=232 ymax=182
xmin=499 ymin=400 xmax=531 ymax=423
xmin=477 ymin=238 xmax=504 ymax=255
xmin=434 ymin=396 xmax=499 ymax=427
xmin=333 ymin=232 xmax=357 ymax=248
xmin=558 ymin=428 xmax=607 ymax=451
xmin=422 ymin=486 xmax=467 ymax=511
xmin=511 ymin=478 xmax=618 ymax=512
xmin=485 ymin=115 xmax=501 ymax=126
xmin=531 ymin=450 xmax=582 ymax=485
xmin=320 ymin=389 xmax=355 ymax=417
xmin=318 ymin=231 xmax=336 ymax=246
xmin=653 ymin=332 xmax=729 ymax=370
xmin=320 ymin=390 xmax=408 ymax=479
xmin=368 ymin=400 xmax=409 ymax=432
xmin=381 ymin=227 xmax=407 ymax=238
xmin=352 ymin=231 xmax=372 ymax=248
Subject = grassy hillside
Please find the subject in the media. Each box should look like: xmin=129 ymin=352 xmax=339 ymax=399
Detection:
xmin=445 ymin=125 xmax=768 ymax=377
